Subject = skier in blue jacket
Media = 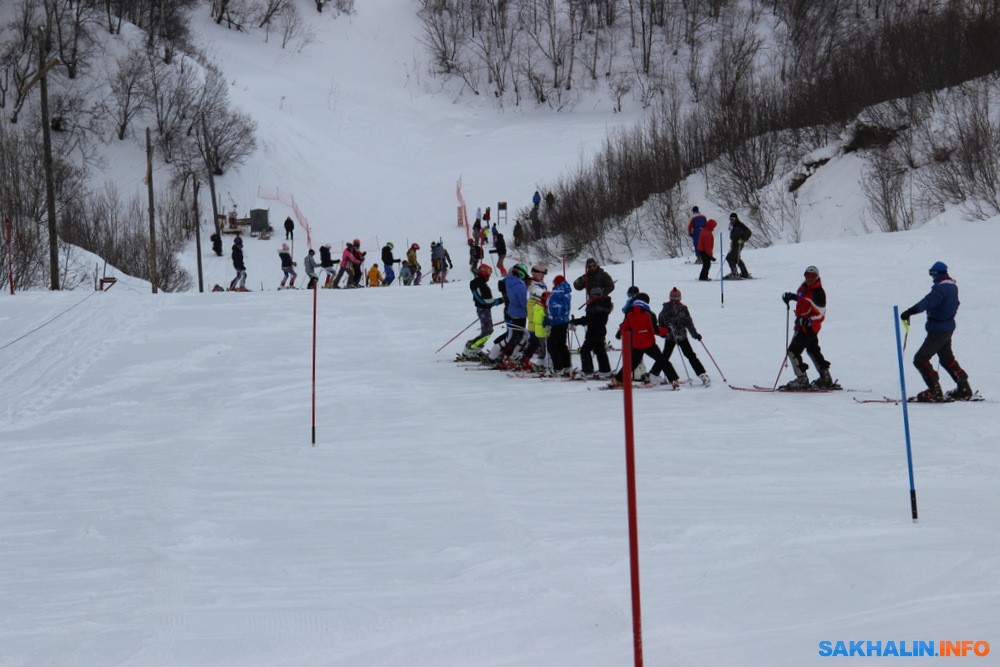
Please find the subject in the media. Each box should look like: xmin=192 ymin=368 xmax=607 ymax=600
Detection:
xmin=900 ymin=261 xmax=973 ymax=401
xmin=485 ymin=263 xmax=530 ymax=364
xmin=545 ymin=275 xmax=573 ymax=376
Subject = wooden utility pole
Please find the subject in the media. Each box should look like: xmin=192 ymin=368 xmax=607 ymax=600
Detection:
xmin=21 ymin=31 xmax=62 ymax=291
xmin=193 ymin=178 xmax=204 ymax=292
xmin=145 ymin=128 xmax=159 ymax=293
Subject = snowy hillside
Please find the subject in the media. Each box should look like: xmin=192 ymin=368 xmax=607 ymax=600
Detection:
xmin=2 ymin=216 xmax=998 ymax=665
xmin=3 ymin=1 xmax=999 ymax=665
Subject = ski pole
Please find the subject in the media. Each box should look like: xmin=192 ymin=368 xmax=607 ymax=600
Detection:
xmin=771 ymin=304 xmax=791 ymax=390
xmin=698 ymin=339 xmax=728 ymax=382
xmin=719 ymin=231 xmax=724 ymax=308
xmin=678 ymin=349 xmax=691 ymax=381
xmin=893 ymin=305 xmax=918 ymax=520
xmin=436 ymin=317 xmax=480 ymax=353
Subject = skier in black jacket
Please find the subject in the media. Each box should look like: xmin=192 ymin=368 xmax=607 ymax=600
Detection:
xmin=724 ymin=213 xmax=752 ymax=279
xmin=319 ymin=244 xmax=336 ymax=288
xmin=464 ymin=264 xmax=503 ymax=356
xmin=381 ymin=242 xmax=399 ymax=286
xmin=229 ymin=235 xmax=247 ymax=291
xmin=570 ymin=258 xmax=615 ymax=377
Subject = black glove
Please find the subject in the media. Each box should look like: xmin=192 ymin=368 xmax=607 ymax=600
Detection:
xmin=795 ymin=316 xmax=810 ymax=328
xmin=782 ymin=292 xmax=795 ymax=305
xmin=900 ymin=308 xmax=915 ymax=323
xmin=692 ymin=333 xmax=702 ymax=341
xmin=615 ymin=330 xmax=622 ymax=340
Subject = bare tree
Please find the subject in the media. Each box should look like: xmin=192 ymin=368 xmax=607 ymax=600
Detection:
xmin=104 ymin=47 xmax=150 ymax=140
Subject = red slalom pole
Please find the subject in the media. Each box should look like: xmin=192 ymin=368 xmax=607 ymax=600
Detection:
xmin=311 ymin=280 xmax=318 ymax=446
xmin=621 ymin=330 xmax=644 ymax=666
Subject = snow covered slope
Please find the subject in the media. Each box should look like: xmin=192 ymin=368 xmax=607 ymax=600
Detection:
xmin=1 ymin=216 xmax=997 ymax=666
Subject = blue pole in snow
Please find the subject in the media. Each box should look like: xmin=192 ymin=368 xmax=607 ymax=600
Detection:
xmin=893 ymin=305 xmax=918 ymax=520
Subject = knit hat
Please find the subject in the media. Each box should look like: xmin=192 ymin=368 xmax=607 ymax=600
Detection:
xmin=669 ymin=287 xmax=682 ymax=301
xmin=929 ymin=261 xmax=949 ymax=277
xmin=804 ymin=265 xmax=819 ymax=277
xmin=729 ymin=212 xmax=738 ymax=220
xmin=234 ymin=236 xmax=243 ymax=246
xmin=627 ymin=285 xmax=640 ymax=297
xmin=692 ymin=206 xmax=700 ymax=213
xmin=281 ymin=243 xmax=289 ymax=251
xmin=552 ymin=274 xmax=566 ymax=287
xmin=585 ymin=257 xmax=598 ymax=269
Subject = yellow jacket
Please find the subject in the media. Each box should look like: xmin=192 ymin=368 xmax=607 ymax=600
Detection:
xmin=367 ymin=265 xmax=383 ymax=286
xmin=527 ymin=296 xmax=548 ymax=338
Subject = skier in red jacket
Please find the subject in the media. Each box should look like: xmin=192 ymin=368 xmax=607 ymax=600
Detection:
xmin=609 ymin=293 xmax=680 ymax=389
xmin=781 ymin=265 xmax=836 ymax=390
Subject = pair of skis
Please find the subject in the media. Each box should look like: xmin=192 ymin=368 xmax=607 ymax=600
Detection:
xmin=728 ymin=384 xmax=845 ymax=393
xmin=854 ymin=392 xmax=987 ymax=405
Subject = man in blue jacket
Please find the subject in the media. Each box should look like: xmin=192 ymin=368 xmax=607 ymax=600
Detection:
xmin=900 ymin=261 xmax=973 ymax=401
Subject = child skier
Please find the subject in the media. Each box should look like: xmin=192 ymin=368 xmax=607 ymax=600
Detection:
xmin=229 ymin=235 xmax=247 ymax=291
xmin=464 ymin=264 xmax=503 ymax=357
xmin=658 ymin=287 xmax=710 ymax=386
xmin=781 ymin=265 xmax=836 ymax=390
xmin=406 ymin=243 xmax=422 ymax=285
xmin=304 ymin=248 xmax=319 ymax=289
xmin=609 ymin=292 xmax=679 ymax=389
xmin=319 ymin=244 xmax=336 ymax=288
xmin=278 ymin=243 xmax=297 ymax=289
xmin=545 ymin=275 xmax=573 ymax=376
xmin=367 ymin=263 xmax=383 ymax=287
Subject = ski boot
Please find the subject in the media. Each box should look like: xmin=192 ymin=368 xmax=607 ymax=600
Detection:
xmin=946 ymin=378 xmax=973 ymax=401
xmin=699 ymin=372 xmax=711 ymax=387
xmin=810 ymin=368 xmax=836 ymax=390
xmin=914 ymin=383 xmax=944 ymax=402
xmin=780 ymin=375 xmax=811 ymax=391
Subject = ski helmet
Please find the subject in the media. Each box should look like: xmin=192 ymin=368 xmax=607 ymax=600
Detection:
xmin=531 ymin=264 xmax=547 ymax=276
xmin=387 ymin=242 xmax=394 ymax=249
xmin=804 ymin=265 xmax=819 ymax=277
xmin=512 ymin=263 xmax=529 ymax=279
xmin=477 ymin=264 xmax=493 ymax=279
xmin=353 ymin=238 xmax=361 ymax=247
xmin=627 ymin=285 xmax=640 ymax=297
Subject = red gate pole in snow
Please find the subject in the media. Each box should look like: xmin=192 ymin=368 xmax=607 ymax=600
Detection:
xmin=621 ymin=330 xmax=644 ymax=666
xmin=311 ymin=281 xmax=318 ymax=446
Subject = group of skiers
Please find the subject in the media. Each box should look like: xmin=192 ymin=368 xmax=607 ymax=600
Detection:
xmin=687 ymin=207 xmax=753 ymax=281
xmin=223 ymin=234 xmax=476 ymax=291
xmin=459 ymin=251 xmax=974 ymax=402
xmin=462 ymin=257 xmax=715 ymax=389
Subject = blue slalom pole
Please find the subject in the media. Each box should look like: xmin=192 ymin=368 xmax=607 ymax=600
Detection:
xmin=892 ymin=305 xmax=918 ymax=520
